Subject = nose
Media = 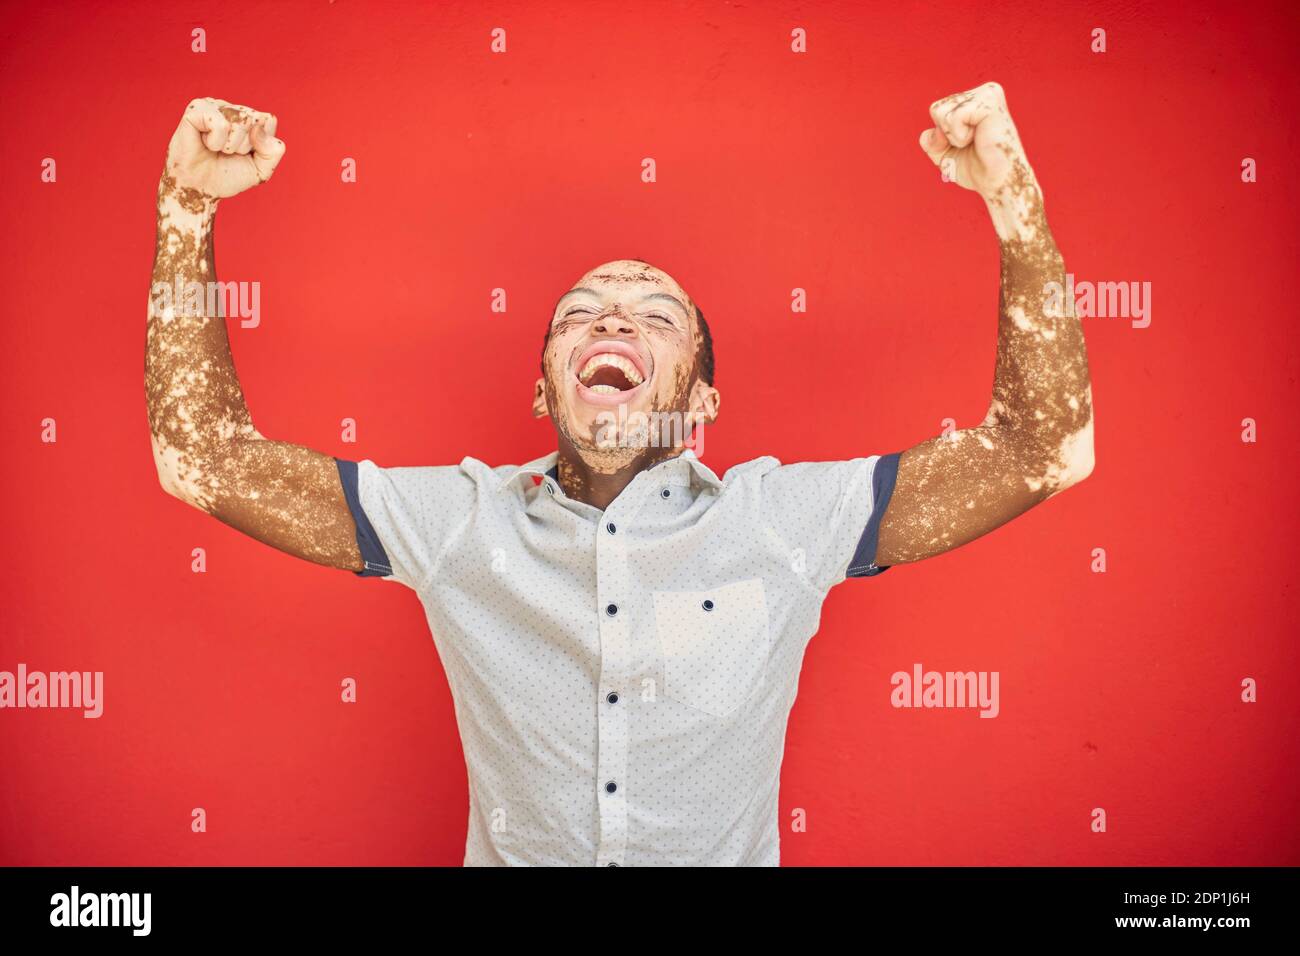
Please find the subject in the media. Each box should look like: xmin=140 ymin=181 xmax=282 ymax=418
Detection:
xmin=594 ymin=306 xmax=636 ymax=336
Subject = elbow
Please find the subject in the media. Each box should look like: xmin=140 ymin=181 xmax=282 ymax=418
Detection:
xmin=1056 ymin=413 xmax=1095 ymax=491
xmin=1073 ymin=411 xmax=1096 ymax=484
xmin=1027 ymin=413 xmax=1094 ymax=496
xmin=150 ymin=432 xmax=211 ymax=511
xmin=1072 ymin=440 xmax=1095 ymax=485
xmin=155 ymin=464 xmax=214 ymax=513
xmin=153 ymin=457 xmax=194 ymax=506
xmin=155 ymin=465 xmax=188 ymax=504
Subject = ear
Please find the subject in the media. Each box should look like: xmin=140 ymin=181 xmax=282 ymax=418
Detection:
xmin=684 ymin=379 xmax=720 ymax=433
xmin=531 ymin=377 xmax=550 ymax=419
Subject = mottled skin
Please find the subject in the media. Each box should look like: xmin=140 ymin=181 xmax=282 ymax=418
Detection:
xmin=876 ymin=82 xmax=1094 ymax=564
xmin=147 ymin=97 xmax=363 ymax=571
xmin=146 ymin=82 xmax=1092 ymax=575
xmin=531 ymin=263 xmax=718 ymax=509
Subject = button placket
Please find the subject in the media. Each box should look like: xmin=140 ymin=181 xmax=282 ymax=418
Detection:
xmin=593 ymin=503 xmax=632 ymax=867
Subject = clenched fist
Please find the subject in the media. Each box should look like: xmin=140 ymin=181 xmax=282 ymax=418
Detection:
xmin=163 ymin=97 xmax=286 ymax=201
xmin=920 ymin=82 xmax=1043 ymax=242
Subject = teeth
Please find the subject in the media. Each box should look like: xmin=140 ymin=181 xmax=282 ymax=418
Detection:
xmin=587 ymin=384 xmax=620 ymax=394
xmin=578 ymin=352 xmax=644 ymax=386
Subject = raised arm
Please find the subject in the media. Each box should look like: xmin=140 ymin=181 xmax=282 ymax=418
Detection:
xmin=875 ymin=82 xmax=1094 ymax=566
xmin=146 ymin=97 xmax=363 ymax=572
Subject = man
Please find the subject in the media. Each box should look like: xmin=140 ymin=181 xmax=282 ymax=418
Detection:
xmin=145 ymin=82 xmax=1093 ymax=866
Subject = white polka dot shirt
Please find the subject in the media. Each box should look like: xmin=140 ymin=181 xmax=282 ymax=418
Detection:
xmin=334 ymin=447 xmax=900 ymax=866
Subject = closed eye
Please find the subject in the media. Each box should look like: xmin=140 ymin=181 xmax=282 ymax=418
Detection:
xmin=639 ymin=312 xmax=684 ymax=331
xmin=560 ymin=307 xmax=675 ymax=325
xmin=551 ymin=307 xmax=593 ymax=329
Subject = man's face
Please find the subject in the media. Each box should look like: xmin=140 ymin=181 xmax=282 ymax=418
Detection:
xmin=534 ymin=259 xmax=718 ymax=457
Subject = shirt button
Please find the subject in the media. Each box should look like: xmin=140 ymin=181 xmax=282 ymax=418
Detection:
xmin=545 ymin=483 xmax=555 ymax=495
xmin=606 ymin=692 xmax=619 ymax=704
xmin=604 ymin=780 xmax=618 ymax=794
xmin=606 ymin=522 xmax=617 ymax=535
xmin=605 ymin=603 xmax=618 ymax=617
xmin=702 ymin=599 xmax=715 ymax=611
xmin=660 ymin=488 xmax=671 ymax=499
xmin=606 ymin=862 xmax=620 ymax=867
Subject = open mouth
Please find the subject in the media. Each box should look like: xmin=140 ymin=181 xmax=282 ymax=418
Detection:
xmin=573 ymin=344 xmax=650 ymax=405
xmin=578 ymin=353 xmax=644 ymax=394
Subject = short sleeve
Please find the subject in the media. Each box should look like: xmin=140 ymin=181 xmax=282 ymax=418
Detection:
xmin=334 ymin=457 xmax=478 ymax=591
xmin=758 ymin=452 xmax=902 ymax=591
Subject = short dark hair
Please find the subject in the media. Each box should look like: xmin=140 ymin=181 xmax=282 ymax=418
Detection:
xmin=541 ymin=297 xmax=715 ymax=386
xmin=693 ymin=303 xmax=715 ymax=386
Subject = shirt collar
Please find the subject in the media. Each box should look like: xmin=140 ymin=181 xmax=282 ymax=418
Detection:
xmin=497 ymin=448 xmax=722 ymax=492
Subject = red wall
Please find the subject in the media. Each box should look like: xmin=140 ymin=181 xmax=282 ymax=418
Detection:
xmin=1 ymin=0 xmax=1296 ymax=866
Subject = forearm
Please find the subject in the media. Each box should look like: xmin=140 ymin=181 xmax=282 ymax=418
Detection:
xmin=982 ymin=162 xmax=1093 ymax=489
xmin=146 ymin=176 xmax=262 ymax=511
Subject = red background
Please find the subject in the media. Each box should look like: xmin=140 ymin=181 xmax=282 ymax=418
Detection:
xmin=1 ymin=0 xmax=1296 ymax=866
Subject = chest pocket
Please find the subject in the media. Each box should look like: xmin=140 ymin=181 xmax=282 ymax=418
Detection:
xmin=651 ymin=577 xmax=771 ymax=718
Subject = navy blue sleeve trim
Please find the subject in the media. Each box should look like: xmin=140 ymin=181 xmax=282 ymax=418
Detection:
xmin=335 ymin=458 xmax=394 ymax=578
xmin=846 ymin=451 xmax=902 ymax=579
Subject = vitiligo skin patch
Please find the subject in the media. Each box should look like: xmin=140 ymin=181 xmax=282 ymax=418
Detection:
xmin=145 ymin=98 xmax=364 ymax=572
xmin=875 ymin=83 xmax=1094 ymax=565
xmin=535 ymin=260 xmax=721 ymax=511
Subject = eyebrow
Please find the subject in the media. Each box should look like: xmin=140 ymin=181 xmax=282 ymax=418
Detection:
xmin=557 ymin=288 xmax=690 ymax=316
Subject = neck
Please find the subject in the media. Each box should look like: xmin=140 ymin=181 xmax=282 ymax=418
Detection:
xmin=554 ymin=437 xmax=685 ymax=510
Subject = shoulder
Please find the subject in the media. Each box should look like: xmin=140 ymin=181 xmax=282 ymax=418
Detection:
xmin=719 ymin=454 xmax=782 ymax=484
xmin=732 ymin=454 xmax=879 ymax=490
xmin=348 ymin=456 xmax=497 ymax=510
